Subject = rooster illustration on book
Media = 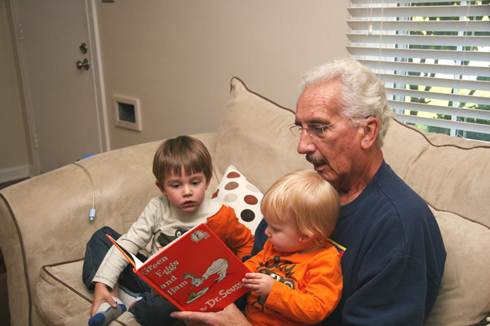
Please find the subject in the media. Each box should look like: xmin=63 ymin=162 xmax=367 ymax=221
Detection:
xmin=184 ymin=258 xmax=229 ymax=303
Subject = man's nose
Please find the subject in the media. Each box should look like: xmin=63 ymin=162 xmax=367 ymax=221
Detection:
xmin=297 ymin=132 xmax=315 ymax=154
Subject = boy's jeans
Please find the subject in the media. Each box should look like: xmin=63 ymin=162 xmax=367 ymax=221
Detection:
xmin=82 ymin=226 xmax=177 ymax=326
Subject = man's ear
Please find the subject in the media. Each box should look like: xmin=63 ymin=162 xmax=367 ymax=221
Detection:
xmin=360 ymin=116 xmax=379 ymax=149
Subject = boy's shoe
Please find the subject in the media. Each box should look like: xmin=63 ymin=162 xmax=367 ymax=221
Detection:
xmin=88 ymin=298 xmax=126 ymax=326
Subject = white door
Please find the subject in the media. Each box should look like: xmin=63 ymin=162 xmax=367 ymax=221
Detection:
xmin=12 ymin=0 xmax=106 ymax=173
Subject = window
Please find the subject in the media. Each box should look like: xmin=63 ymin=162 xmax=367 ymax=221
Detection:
xmin=348 ymin=0 xmax=490 ymax=141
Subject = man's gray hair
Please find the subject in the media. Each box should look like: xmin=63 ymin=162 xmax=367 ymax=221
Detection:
xmin=301 ymin=58 xmax=392 ymax=147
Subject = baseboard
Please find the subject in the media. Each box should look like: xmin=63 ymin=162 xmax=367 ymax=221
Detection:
xmin=0 ymin=165 xmax=31 ymax=184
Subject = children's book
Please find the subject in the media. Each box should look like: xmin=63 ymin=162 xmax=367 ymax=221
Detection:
xmin=106 ymin=223 xmax=250 ymax=312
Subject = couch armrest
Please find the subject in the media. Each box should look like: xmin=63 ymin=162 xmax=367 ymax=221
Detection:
xmin=0 ymin=194 xmax=30 ymax=326
xmin=0 ymin=132 xmax=217 ymax=326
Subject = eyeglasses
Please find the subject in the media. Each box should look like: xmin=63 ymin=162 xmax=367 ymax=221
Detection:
xmin=289 ymin=122 xmax=336 ymax=139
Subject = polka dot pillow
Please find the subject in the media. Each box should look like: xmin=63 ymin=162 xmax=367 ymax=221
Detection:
xmin=211 ymin=165 xmax=263 ymax=233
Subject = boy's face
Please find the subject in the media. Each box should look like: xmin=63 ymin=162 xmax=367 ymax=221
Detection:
xmin=264 ymin=214 xmax=312 ymax=253
xmin=158 ymin=170 xmax=209 ymax=214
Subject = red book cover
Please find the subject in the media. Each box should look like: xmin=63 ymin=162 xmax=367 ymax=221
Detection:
xmin=106 ymin=223 xmax=250 ymax=312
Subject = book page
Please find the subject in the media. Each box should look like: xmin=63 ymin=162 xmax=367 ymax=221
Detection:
xmin=106 ymin=234 xmax=144 ymax=269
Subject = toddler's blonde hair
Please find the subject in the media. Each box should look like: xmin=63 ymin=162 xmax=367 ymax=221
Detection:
xmin=261 ymin=170 xmax=339 ymax=245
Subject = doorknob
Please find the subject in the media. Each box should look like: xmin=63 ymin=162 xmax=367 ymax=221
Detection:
xmin=76 ymin=58 xmax=90 ymax=70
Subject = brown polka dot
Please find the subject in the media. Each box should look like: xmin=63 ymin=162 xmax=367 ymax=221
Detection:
xmin=224 ymin=181 xmax=239 ymax=190
xmin=241 ymin=209 xmax=255 ymax=222
xmin=227 ymin=171 xmax=241 ymax=178
xmin=211 ymin=189 xmax=219 ymax=198
xmin=244 ymin=195 xmax=258 ymax=205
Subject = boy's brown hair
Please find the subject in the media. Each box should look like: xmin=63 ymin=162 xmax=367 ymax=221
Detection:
xmin=261 ymin=169 xmax=339 ymax=245
xmin=153 ymin=136 xmax=212 ymax=184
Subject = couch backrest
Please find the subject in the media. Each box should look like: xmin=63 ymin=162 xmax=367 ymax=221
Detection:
xmin=383 ymin=120 xmax=490 ymax=325
xmin=215 ymin=78 xmax=489 ymax=227
xmin=214 ymin=77 xmax=310 ymax=191
xmin=214 ymin=77 xmax=490 ymax=326
xmin=383 ymin=119 xmax=490 ymax=228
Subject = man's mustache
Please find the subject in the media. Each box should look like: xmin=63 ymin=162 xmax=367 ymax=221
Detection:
xmin=306 ymin=154 xmax=326 ymax=166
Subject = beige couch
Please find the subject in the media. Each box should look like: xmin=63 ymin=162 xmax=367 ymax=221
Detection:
xmin=1 ymin=78 xmax=489 ymax=326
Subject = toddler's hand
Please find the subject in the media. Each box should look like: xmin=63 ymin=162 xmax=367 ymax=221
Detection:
xmin=242 ymin=272 xmax=274 ymax=297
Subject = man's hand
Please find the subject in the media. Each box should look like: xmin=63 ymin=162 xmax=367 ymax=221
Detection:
xmin=170 ymin=303 xmax=251 ymax=326
xmin=242 ymin=272 xmax=274 ymax=297
xmin=90 ymin=282 xmax=117 ymax=316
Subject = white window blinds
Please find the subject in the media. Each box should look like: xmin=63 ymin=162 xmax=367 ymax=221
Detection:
xmin=347 ymin=0 xmax=490 ymax=141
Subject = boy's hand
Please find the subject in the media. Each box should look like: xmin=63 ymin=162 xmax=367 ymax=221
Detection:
xmin=90 ymin=282 xmax=117 ymax=316
xmin=242 ymin=272 xmax=274 ymax=297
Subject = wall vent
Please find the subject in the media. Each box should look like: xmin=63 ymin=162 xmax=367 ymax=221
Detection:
xmin=113 ymin=95 xmax=142 ymax=131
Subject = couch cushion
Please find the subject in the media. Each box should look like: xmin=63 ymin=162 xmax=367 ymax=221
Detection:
xmin=427 ymin=208 xmax=490 ymax=326
xmin=35 ymin=260 xmax=138 ymax=326
xmin=214 ymin=77 xmax=310 ymax=193
xmin=383 ymin=119 xmax=490 ymax=228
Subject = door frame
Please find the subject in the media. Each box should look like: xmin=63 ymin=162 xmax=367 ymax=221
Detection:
xmin=7 ymin=0 xmax=110 ymax=175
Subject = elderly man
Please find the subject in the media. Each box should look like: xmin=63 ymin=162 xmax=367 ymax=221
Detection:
xmin=172 ymin=58 xmax=446 ymax=325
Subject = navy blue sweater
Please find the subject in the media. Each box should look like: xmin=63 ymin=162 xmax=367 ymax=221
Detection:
xmin=253 ymin=162 xmax=446 ymax=325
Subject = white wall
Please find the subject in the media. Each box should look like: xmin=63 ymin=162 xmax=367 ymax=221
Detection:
xmin=0 ymin=0 xmax=350 ymax=180
xmin=96 ymin=0 xmax=350 ymax=149
xmin=0 ymin=0 xmax=30 ymax=182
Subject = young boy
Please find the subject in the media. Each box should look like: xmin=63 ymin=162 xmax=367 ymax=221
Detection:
xmin=82 ymin=135 xmax=254 ymax=326
xmin=242 ymin=169 xmax=343 ymax=326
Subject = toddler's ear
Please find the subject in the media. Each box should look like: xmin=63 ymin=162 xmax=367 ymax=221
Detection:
xmin=299 ymin=233 xmax=314 ymax=243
